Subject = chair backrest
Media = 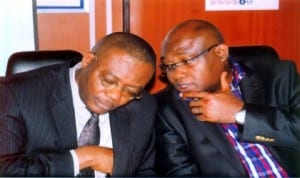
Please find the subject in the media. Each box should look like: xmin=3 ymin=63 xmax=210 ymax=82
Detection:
xmin=5 ymin=50 xmax=83 ymax=76
xmin=229 ymin=45 xmax=279 ymax=61
xmin=6 ymin=46 xmax=280 ymax=76
xmin=228 ymin=45 xmax=280 ymax=71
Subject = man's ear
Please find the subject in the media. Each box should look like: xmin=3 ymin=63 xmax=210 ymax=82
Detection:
xmin=81 ymin=52 xmax=96 ymax=68
xmin=214 ymin=44 xmax=229 ymax=62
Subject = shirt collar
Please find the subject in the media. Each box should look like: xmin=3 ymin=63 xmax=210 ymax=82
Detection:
xmin=69 ymin=62 xmax=86 ymax=109
xmin=229 ymin=57 xmax=246 ymax=88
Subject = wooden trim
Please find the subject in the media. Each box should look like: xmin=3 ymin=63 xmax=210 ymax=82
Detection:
xmin=122 ymin=0 xmax=130 ymax=32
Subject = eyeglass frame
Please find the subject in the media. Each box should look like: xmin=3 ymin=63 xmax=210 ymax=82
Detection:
xmin=98 ymin=72 xmax=143 ymax=100
xmin=160 ymin=43 xmax=220 ymax=74
xmin=92 ymin=53 xmax=143 ymax=100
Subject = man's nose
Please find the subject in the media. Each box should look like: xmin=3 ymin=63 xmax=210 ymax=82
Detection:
xmin=106 ymin=88 xmax=122 ymax=103
xmin=169 ymin=64 xmax=188 ymax=80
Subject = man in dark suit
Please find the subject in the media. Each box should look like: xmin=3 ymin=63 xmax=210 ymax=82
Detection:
xmin=155 ymin=19 xmax=300 ymax=177
xmin=0 ymin=32 xmax=157 ymax=177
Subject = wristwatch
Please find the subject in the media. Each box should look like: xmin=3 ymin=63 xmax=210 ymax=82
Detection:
xmin=235 ymin=109 xmax=246 ymax=125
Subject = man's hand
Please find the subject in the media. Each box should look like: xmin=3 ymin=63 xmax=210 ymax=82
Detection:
xmin=181 ymin=72 xmax=244 ymax=123
xmin=75 ymin=146 xmax=114 ymax=175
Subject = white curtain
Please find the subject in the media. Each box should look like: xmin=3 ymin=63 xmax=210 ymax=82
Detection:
xmin=0 ymin=0 xmax=36 ymax=76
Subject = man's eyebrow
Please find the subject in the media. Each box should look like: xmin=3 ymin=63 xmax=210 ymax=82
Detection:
xmin=126 ymin=86 xmax=143 ymax=93
xmin=125 ymin=82 xmax=143 ymax=90
xmin=105 ymin=70 xmax=143 ymax=90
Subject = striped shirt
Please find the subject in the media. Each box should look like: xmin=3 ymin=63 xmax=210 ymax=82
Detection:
xmin=221 ymin=58 xmax=288 ymax=178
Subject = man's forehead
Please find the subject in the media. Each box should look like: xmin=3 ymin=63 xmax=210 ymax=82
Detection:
xmin=165 ymin=37 xmax=205 ymax=55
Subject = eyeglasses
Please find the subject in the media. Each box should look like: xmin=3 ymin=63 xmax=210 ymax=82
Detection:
xmin=160 ymin=43 xmax=220 ymax=73
xmin=92 ymin=54 xmax=143 ymax=100
xmin=99 ymin=73 xmax=143 ymax=100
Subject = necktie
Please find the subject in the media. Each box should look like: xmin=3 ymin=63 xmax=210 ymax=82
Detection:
xmin=78 ymin=112 xmax=100 ymax=146
xmin=77 ymin=112 xmax=100 ymax=177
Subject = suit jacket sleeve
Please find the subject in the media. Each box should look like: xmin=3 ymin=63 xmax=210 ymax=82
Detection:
xmin=239 ymin=60 xmax=300 ymax=148
xmin=155 ymin=101 xmax=199 ymax=176
xmin=133 ymin=93 xmax=157 ymax=176
xmin=111 ymin=92 xmax=158 ymax=177
xmin=135 ymin=129 xmax=156 ymax=176
xmin=0 ymin=81 xmax=74 ymax=176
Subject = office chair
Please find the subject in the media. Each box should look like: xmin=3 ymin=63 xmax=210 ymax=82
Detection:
xmin=5 ymin=50 xmax=83 ymax=76
xmin=229 ymin=45 xmax=279 ymax=61
xmin=229 ymin=45 xmax=280 ymax=72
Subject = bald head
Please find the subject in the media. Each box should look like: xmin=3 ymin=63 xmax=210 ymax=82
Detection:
xmin=161 ymin=19 xmax=224 ymax=56
xmin=92 ymin=32 xmax=156 ymax=69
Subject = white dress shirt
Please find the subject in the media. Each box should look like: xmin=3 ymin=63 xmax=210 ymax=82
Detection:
xmin=69 ymin=62 xmax=113 ymax=177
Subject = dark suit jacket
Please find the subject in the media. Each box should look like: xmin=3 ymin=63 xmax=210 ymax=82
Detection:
xmin=0 ymin=61 xmax=157 ymax=177
xmin=155 ymin=57 xmax=300 ymax=177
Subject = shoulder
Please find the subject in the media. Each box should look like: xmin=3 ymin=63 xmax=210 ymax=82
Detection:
xmin=236 ymin=56 xmax=297 ymax=73
xmin=132 ymin=91 xmax=157 ymax=108
xmin=126 ymin=91 xmax=157 ymax=116
xmin=154 ymin=85 xmax=178 ymax=106
xmin=1 ymin=62 xmax=70 ymax=84
xmin=0 ymin=63 xmax=71 ymax=99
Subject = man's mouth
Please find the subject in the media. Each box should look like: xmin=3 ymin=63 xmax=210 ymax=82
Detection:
xmin=95 ymin=98 xmax=112 ymax=111
xmin=176 ymin=82 xmax=194 ymax=92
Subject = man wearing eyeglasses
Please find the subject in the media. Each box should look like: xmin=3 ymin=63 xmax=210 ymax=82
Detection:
xmin=155 ymin=19 xmax=300 ymax=177
xmin=0 ymin=32 xmax=157 ymax=177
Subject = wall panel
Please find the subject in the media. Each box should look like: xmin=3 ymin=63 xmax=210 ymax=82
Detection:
xmin=38 ymin=0 xmax=123 ymax=55
xmin=37 ymin=0 xmax=300 ymax=93
xmin=37 ymin=13 xmax=90 ymax=53
xmin=130 ymin=0 xmax=300 ymax=93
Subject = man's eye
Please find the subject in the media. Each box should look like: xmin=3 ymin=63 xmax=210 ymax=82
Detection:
xmin=101 ymin=77 xmax=116 ymax=87
xmin=128 ymin=91 xmax=138 ymax=97
xmin=183 ymin=59 xmax=191 ymax=64
xmin=168 ymin=64 xmax=177 ymax=70
xmin=185 ymin=58 xmax=197 ymax=64
xmin=121 ymin=87 xmax=137 ymax=97
xmin=103 ymin=79 xmax=114 ymax=84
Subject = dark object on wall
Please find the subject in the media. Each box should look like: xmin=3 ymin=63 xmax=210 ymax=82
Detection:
xmin=123 ymin=0 xmax=130 ymax=32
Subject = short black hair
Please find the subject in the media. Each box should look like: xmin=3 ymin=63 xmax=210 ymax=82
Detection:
xmin=92 ymin=32 xmax=156 ymax=69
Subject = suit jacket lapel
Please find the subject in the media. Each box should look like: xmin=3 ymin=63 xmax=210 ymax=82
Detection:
xmin=194 ymin=73 xmax=266 ymax=171
xmin=171 ymin=88 xmax=245 ymax=173
xmin=239 ymin=64 xmax=266 ymax=105
xmin=110 ymin=107 xmax=131 ymax=176
xmin=49 ymin=65 xmax=77 ymax=149
xmin=238 ymin=60 xmax=265 ymax=104
xmin=180 ymin=100 xmax=244 ymax=173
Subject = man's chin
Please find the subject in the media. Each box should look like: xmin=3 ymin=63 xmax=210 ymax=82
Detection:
xmin=87 ymin=104 xmax=110 ymax=115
